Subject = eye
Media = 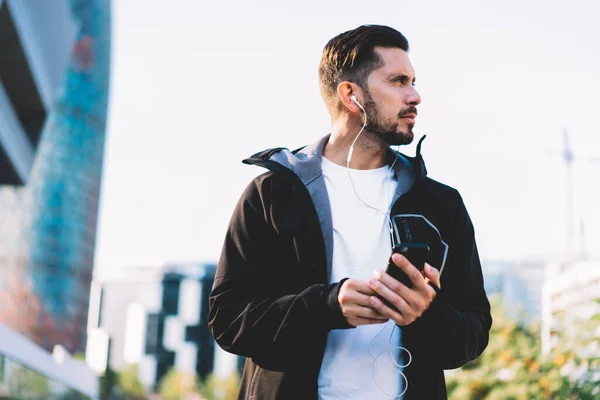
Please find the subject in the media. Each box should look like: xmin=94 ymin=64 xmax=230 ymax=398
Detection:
xmin=390 ymin=75 xmax=416 ymax=87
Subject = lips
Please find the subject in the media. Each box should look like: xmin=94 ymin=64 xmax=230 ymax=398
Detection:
xmin=398 ymin=107 xmax=418 ymax=121
xmin=400 ymin=114 xmax=416 ymax=124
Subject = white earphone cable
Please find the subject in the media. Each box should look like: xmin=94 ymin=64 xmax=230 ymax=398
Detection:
xmin=348 ymin=97 xmax=411 ymax=398
xmin=346 ymin=98 xmax=398 ymax=229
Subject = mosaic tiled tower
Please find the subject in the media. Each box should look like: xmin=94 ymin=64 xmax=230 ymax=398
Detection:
xmin=0 ymin=0 xmax=111 ymax=353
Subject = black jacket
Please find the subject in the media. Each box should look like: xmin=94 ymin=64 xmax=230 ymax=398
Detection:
xmin=208 ymin=136 xmax=492 ymax=400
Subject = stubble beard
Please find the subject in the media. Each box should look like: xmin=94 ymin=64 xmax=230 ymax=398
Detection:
xmin=362 ymin=91 xmax=415 ymax=146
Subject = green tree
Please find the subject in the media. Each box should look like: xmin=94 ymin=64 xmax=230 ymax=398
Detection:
xmin=117 ymin=364 xmax=148 ymax=400
xmin=446 ymin=295 xmax=600 ymax=399
xmin=201 ymin=371 xmax=240 ymax=400
xmin=58 ymin=389 xmax=89 ymax=400
xmin=549 ymin=299 xmax=600 ymax=399
xmin=446 ymin=295 xmax=572 ymax=399
xmin=99 ymin=365 xmax=118 ymax=400
xmin=158 ymin=368 xmax=204 ymax=400
xmin=6 ymin=366 xmax=51 ymax=399
xmin=0 ymin=354 xmax=4 ymax=382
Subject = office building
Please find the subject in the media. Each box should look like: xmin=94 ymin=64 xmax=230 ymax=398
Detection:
xmin=0 ymin=0 xmax=111 ymax=354
xmin=0 ymin=0 xmax=76 ymax=185
xmin=482 ymin=259 xmax=546 ymax=322
xmin=86 ymin=262 xmax=224 ymax=390
xmin=542 ymin=259 xmax=600 ymax=355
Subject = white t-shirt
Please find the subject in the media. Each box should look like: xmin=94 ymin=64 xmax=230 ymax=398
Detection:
xmin=318 ymin=156 xmax=406 ymax=400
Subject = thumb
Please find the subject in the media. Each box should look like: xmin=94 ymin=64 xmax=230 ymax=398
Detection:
xmin=423 ymin=263 xmax=441 ymax=289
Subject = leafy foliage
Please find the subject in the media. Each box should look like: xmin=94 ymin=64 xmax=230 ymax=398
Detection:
xmin=446 ymin=295 xmax=600 ymax=399
xmin=158 ymin=368 xmax=203 ymax=400
xmin=200 ymin=371 xmax=240 ymax=400
xmin=117 ymin=364 xmax=148 ymax=400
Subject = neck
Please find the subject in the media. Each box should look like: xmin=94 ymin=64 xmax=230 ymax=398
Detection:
xmin=323 ymin=118 xmax=388 ymax=170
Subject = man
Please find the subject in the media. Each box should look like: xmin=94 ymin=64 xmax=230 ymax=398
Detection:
xmin=208 ymin=25 xmax=492 ymax=400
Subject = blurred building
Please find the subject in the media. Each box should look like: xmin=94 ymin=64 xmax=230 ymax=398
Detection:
xmin=0 ymin=0 xmax=76 ymax=185
xmin=482 ymin=259 xmax=546 ymax=323
xmin=0 ymin=0 xmax=111 ymax=355
xmin=541 ymin=259 xmax=600 ymax=355
xmin=86 ymin=262 xmax=226 ymax=390
xmin=0 ymin=324 xmax=98 ymax=399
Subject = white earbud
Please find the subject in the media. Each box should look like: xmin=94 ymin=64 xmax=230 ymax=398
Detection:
xmin=351 ymin=95 xmax=366 ymax=113
xmin=347 ymin=95 xmax=366 ymax=164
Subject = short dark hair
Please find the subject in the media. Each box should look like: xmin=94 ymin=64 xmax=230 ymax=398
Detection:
xmin=318 ymin=25 xmax=409 ymax=115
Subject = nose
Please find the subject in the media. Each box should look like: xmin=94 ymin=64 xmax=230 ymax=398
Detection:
xmin=407 ymin=86 xmax=421 ymax=106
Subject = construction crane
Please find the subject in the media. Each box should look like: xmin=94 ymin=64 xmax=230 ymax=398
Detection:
xmin=561 ymin=127 xmax=600 ymax=262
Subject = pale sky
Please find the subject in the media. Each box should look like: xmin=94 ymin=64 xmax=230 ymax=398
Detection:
xmin=95 ymin=0 xmax=600 ymax=276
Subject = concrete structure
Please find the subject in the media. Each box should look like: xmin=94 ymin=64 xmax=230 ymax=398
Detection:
xmin=86 ymin=266 xmax=163 ymax=375
xmin=86 ymin=263 xmax=228 ymax=390
xmin=541 ymin=259 xmax=600 ymax=355
xmin=482 ymin=259 xmax=546 ymax=323
xmin=0 ymin=0 xmax=77 ymax=185
xmin=0 ymin=324 xmax=98 ymax=398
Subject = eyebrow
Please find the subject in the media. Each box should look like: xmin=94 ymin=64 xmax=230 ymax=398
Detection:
xmin=387 ymin=73 xmax=416 ymax=84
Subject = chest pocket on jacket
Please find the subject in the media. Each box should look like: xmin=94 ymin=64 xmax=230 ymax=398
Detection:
xmin=391 ymin=214 xmax=449 ymax=274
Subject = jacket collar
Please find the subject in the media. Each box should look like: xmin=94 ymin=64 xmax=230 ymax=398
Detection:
xmin=244 ymin=134 xmax=428 ymax=187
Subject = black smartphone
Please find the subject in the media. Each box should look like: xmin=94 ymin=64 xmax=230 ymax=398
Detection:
xmin=385 ymin=242 xmax=430 ymax=288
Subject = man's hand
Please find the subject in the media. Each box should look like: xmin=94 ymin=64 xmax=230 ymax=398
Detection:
xmin=367 ymin=253 xmax=441 ymax=326
xmin=338 ymin=278 xmax=389 ymax=327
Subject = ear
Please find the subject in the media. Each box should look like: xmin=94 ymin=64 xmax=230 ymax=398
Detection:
xmin=337 ymin=82 xmax=362 ymax=114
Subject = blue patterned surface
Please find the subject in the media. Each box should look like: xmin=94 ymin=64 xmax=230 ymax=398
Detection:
xmin=0 ymin=0 xmax=111 ymax=353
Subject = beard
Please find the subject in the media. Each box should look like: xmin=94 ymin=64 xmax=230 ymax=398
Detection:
xmin=362 ymin=90 xmax=416 ymax=146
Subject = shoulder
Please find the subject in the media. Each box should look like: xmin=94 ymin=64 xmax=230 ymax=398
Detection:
xmin=420 ymin=177 xmax=473 ymax=229
xmin=239 ymin=170 xmax=294 ymax=205
xmin=422 ymin=178 xmax=475 ymax=237
xmin=422 ymin=177 xmax=463 ymax=207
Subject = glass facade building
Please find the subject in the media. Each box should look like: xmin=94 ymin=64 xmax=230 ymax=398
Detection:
xmin=0 ymin=0 xmax=111 ymax=354
xmin=0 ymin=0 xmax=76 ymax=185
xmin=87 ymin=263 xmax=219 ymax=390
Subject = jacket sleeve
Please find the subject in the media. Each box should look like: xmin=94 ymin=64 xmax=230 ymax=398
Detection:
xmin=208 ymin=177 xmax=351 ymax=368
xmin=403 ymin=191 xmax=492 ymax=369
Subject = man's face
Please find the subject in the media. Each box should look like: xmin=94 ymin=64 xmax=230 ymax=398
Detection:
xmin=361 ymin=47 xmax=421 ymax=146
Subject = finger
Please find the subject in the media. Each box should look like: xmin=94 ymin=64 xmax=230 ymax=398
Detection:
xmin=422 ymin=277 xmax=438 ymax=301
xmin=339 ymin=279 xmax=376 ymax=305
xmin=428 ymin=281 xmax=441 ymax=298
xmin=349 ymin=316 xmax=388 ymax=327
xmin=374 ymin=269 xmax=410 ymax=296
xmin=368 ymin=276 xmax=415 ymax=316
xmin=368 ymin=296 xmax=408 ymax=326
xmin=339 ymin=289 xmax=381 ymax=309
xmin=344 ymin=304 xmax=388 ymax=320
xmin=391 ymin=254 xmax=428 ymax=290
xmin=423 ymin=264 xmax=441 ymax=289
xmin=372 ymin=270 xmax=420 ymax=308
xmin=373 ymin=270 xmax=434 ymax=316
xmin=343 ymin=279 xmax=377 ymax=296
xmin=368 ymin=274 xmax=406 ymax=302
